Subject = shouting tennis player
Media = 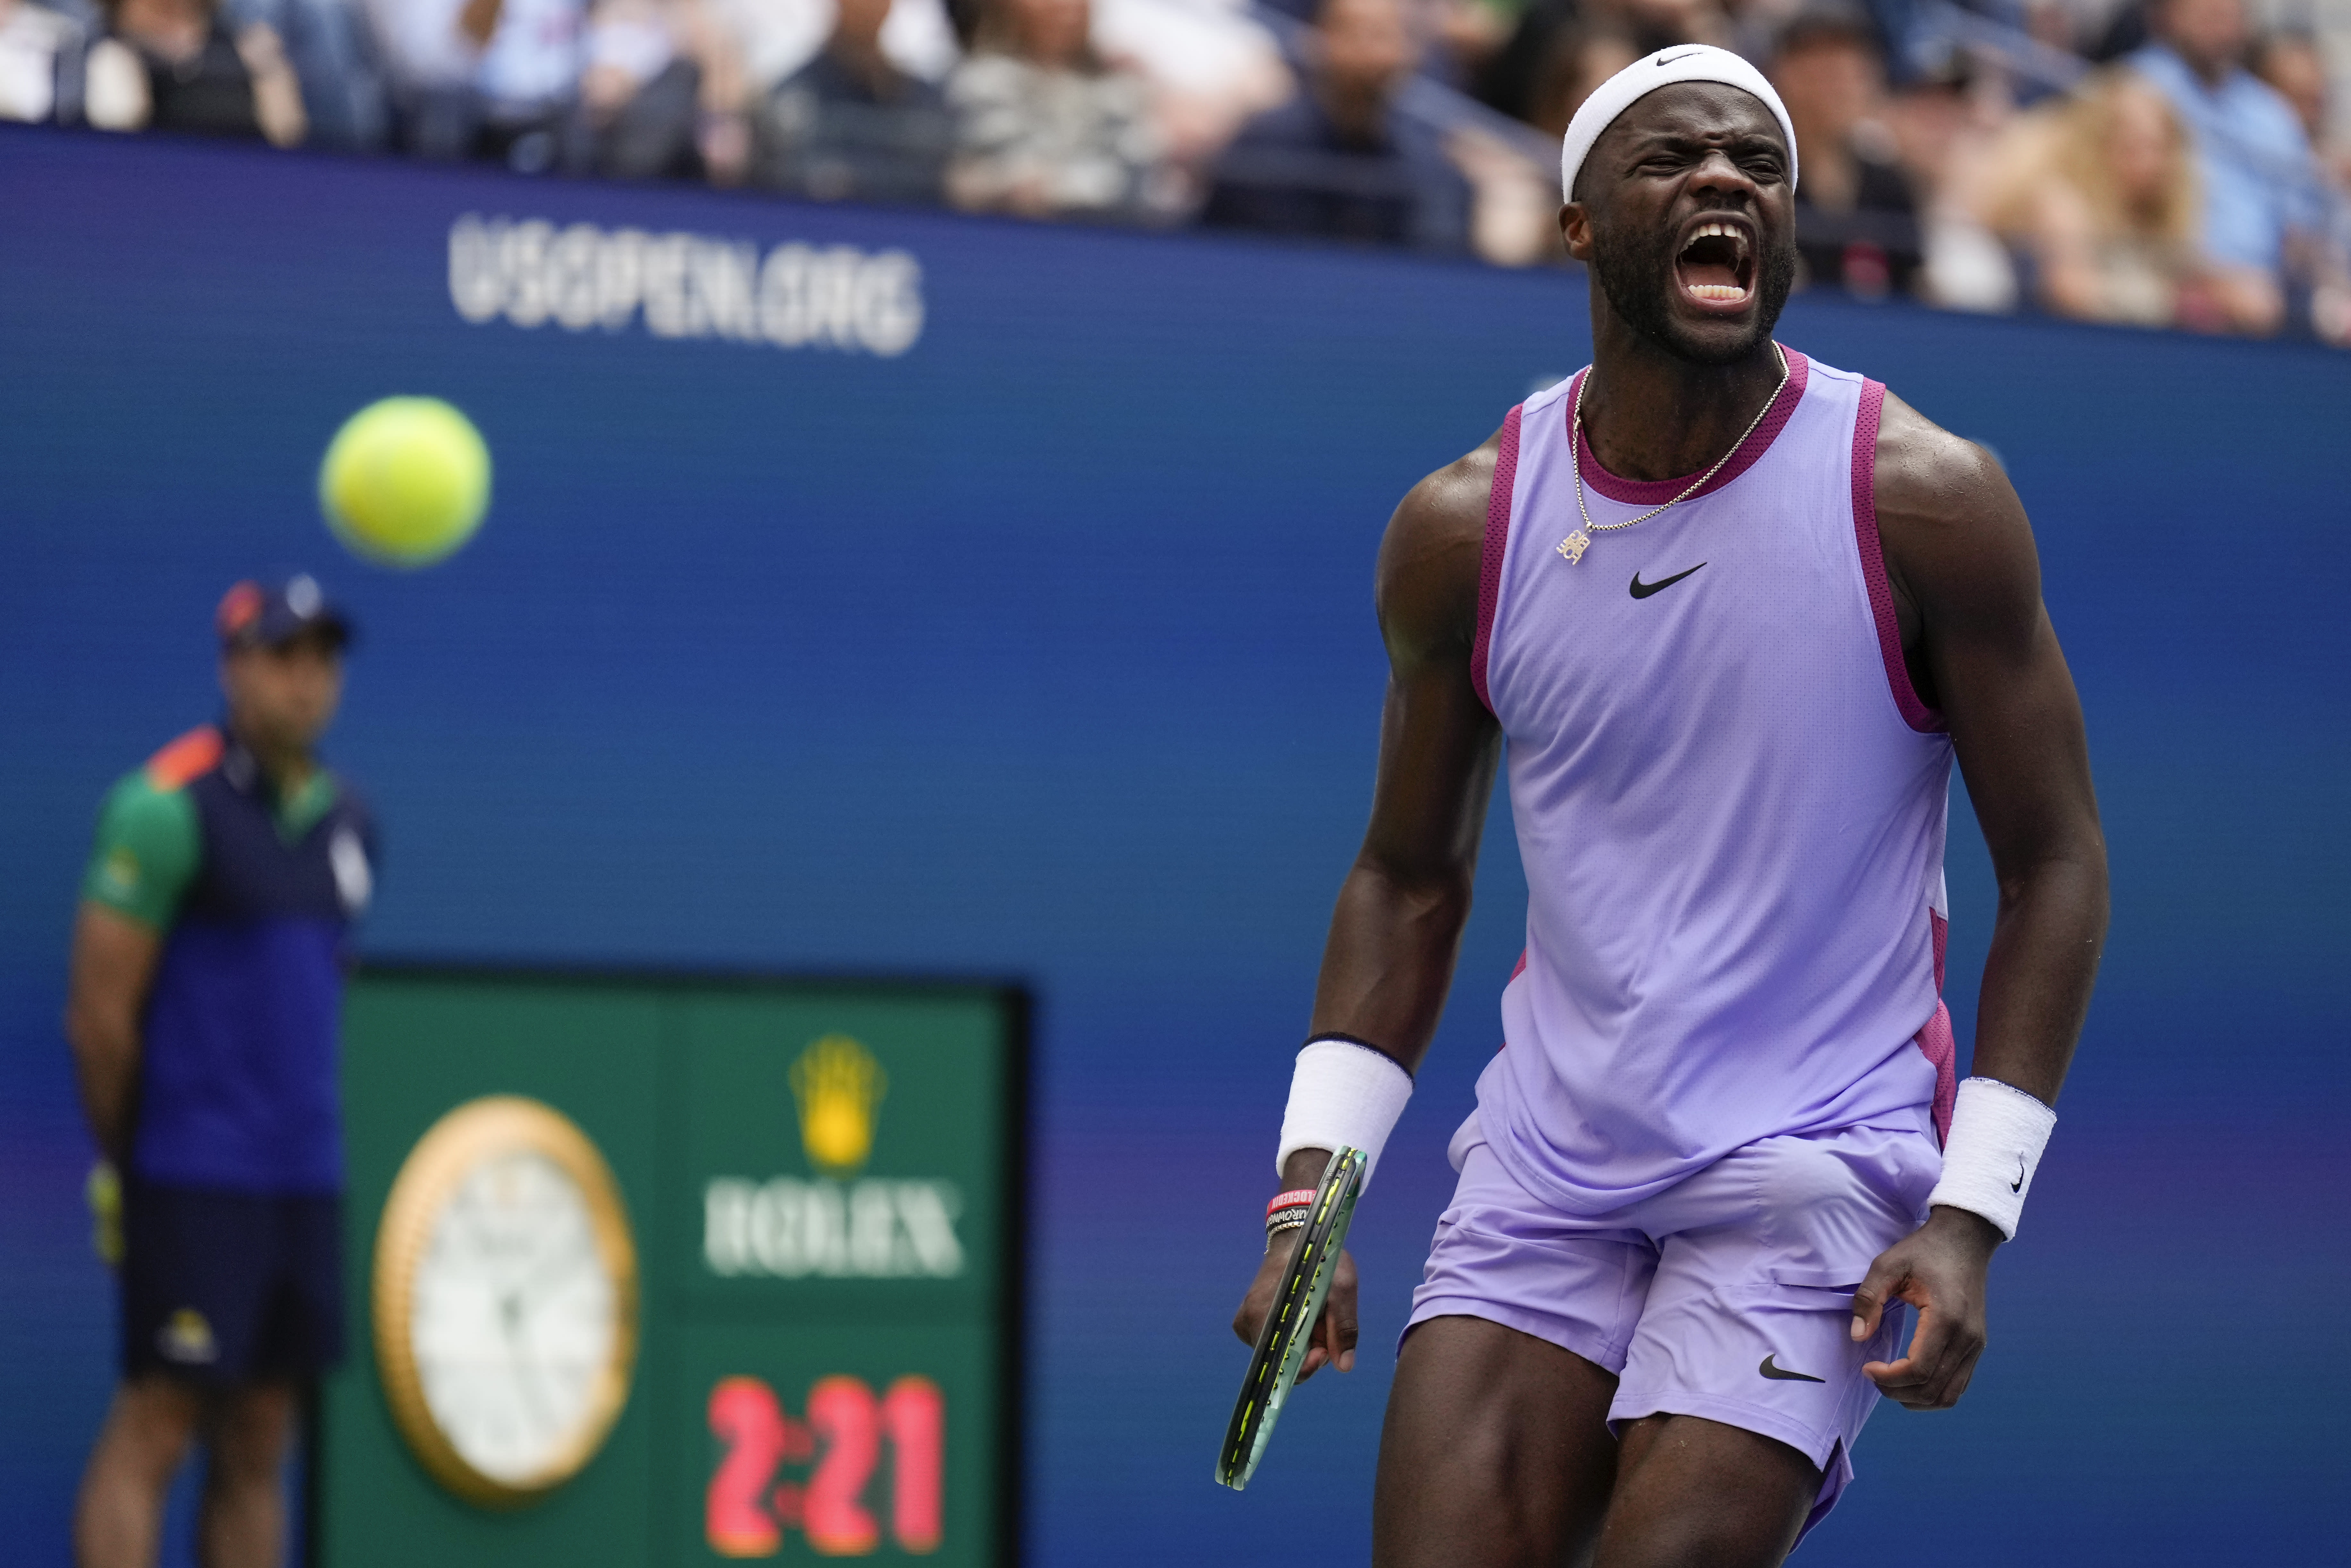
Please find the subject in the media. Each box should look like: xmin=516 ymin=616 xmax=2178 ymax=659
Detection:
xmin=1230 ymin=46 xmax=2107 ymax=1565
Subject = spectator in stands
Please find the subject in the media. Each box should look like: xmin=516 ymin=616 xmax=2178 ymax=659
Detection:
xmin=2128 ymin=0 xmax=2314 ymax=333
xmin=0 ymin=0 xmax=88 ymax=123
xmin=945 ymin=0 xmax=1173 ymax=222
xmin=83 ymin=0 xmax=306 ymax=143
xmin=698 ymin=0 xmax=959 ymax=183
xmin=1618 ymin=0 xmax=1734 ymax=52
xmin=2250 ymin=31 xmax=2351 ymax=345
xmin=1473 ymin=0 xmax=1569 ymax=123
xmin=1438 ymin=18 xmax=1635 ymax=266
xmin=1430 ymin=0 xmax=1513 ymax=89
xmin=751 ymin=0 xmax=953 ymax=202
xmin=1523 ymin=20 xmax=1639 ymax=139
xmin=1475 ymin=0 xmax=1707 ymax=127
xmin=1769 ymin=12 xmax=1920 ymax=297
xmin=366 ymin=0 xmax=582 ymax=169
xmin=2250 ymin=29 xmax=2322 ymax=137
xmin=1201 ymin=0 xmax=1471 ymax=252
xmin=1887 ymin=56 xmax=2020 ymax=311
xmin=1977 ymin=67 xmax=2219 ymax=327
xmin=568 ymin=0 xmax=714 ymax=178
xmin=706 ymin=0 xmax=954 ymax=115
xmin=1089 ymin=0 xmax=1289 ymax=178
xmin=2252 ymin=30 xmax=2345 ymax=185
xmin=224 ymin=0 xmax=386 ymax=148
xmin=1720 ymin=0 xmax=1801 ymax=64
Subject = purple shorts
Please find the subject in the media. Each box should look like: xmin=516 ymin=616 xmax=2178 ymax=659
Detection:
xmin=1405 ymin=1114 xmax=1941 ymax=1538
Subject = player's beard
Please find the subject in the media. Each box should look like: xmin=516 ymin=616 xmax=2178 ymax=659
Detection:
xmin=1590 ymin=212 xmax=1796 ymax=366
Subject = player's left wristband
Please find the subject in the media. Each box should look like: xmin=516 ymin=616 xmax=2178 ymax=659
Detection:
xmin=1926 ymin=1077 xmax=2056 ymax=1240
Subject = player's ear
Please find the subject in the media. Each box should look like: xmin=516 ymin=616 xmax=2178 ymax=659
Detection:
xmin=1560 ymin=202 xmax=1594 ymax=262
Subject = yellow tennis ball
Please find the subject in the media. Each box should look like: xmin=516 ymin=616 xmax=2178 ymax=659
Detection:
xmin=319 ymin=396 xmax=491 ymax=568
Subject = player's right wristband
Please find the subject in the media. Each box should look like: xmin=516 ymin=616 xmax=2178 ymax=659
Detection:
xmin=1276 ymin=1036 xmax=1412 ymax=1193
xmin=1926 ymin=1077 xmax=2056 ymax=1240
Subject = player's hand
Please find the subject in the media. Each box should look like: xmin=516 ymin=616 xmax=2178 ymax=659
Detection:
xmin=1232 ymin=1235 xmax=1359 ymax=1383
xmin=1850 ymin=1205 xmax=2002 ymax=1410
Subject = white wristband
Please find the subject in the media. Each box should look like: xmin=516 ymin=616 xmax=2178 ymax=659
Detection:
xmin=1926 ymin=1077 xmax=2056 ymax=1240
xmin=1276 ymin=1037 xmax=1413 ymax=1193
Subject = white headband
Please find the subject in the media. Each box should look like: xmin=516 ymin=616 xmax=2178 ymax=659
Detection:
xmin=1560 ymin=44 xmax=1799 ymax=203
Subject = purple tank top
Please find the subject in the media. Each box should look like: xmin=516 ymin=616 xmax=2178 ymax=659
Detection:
xmin=1468 ymin=349 xmax=1958 ymax=1218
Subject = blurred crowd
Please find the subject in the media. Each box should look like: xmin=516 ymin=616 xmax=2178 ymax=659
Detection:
xmin=3 ymin=0 xmax=2347 ymax=339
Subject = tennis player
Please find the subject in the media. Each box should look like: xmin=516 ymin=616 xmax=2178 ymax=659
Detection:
xmin=1231 ymin=47 xmax=2107 ymax=1565
xmin=69 ymin=577 xmax=374 ymax=1568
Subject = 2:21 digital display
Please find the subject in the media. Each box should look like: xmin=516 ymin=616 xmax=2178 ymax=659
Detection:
xmin=706 ymin=1375 xmax=945 ymax=1558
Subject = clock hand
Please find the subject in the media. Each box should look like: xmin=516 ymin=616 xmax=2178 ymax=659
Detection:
xmin=497 ymin=1291 xmax=559 ymax=1437
xmin=506 ymin=1233 xmax=592 ymax=1309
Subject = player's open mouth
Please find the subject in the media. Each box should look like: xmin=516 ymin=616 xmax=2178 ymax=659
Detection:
xmin=1676 ymin=219 xmax=1754 ymax=305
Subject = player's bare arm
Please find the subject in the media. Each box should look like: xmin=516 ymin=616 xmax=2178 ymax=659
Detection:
xmin=1230 ymin=434 xmax=1502 ymax=1382
xmin=65 ymin=904 xmax=163 ymax=1168
xmin=1849 ymin=394 xmax=2110 ymax=1411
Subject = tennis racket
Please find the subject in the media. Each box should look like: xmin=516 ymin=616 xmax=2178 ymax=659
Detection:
xmin=1215 ymin=1145 xmax=1366 ymax=1491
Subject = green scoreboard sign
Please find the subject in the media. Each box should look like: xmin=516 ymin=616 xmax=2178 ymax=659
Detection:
xmin=320 ymin=968 xmax=1026 ymax=1566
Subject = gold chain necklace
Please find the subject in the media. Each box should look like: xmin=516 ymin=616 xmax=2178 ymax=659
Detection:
xmin=1556 ymin=343 xmax=1789 ymax=565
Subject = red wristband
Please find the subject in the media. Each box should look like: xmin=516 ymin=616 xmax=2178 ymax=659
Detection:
xmin=1267 ymin=1189 xmax=1317 ymax=1216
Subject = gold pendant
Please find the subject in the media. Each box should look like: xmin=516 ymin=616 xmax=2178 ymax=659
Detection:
xmin=1556 ymin=531 xmax=1590 ymax=565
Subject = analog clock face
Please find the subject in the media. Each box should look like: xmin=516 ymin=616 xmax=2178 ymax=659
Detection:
xmin=410 ymin=1149 xmax=617 ymax=1484
xmin=374 ymin=1096 xmax=637 ymax=1506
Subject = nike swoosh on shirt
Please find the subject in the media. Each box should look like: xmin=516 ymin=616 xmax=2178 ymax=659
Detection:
xmin=1629 ymin=564 xmax=1706 ymax=599
xmin=1758 ymin=1355 xmax=1825 ymax=1383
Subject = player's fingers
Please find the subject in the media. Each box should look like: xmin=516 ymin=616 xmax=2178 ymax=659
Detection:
xmin=1297 ymin=1342 xmax=1328 ymax=1383
xmin=1913 ymin=1316 xmax=1987 ymax=1409
xmin=1926 ymin=1339 xmax=1987 ymax=1409
xmin=1849 ymin=1252 xmax=1907 ymax=1342
xmin=1309 ymin=1308 xmax=1343 ymax=1376
xmin=1871 ymin=1312 xmax=1970 ymax=1410
xmin=1862 ymin=1354 xmax=1932 ymax=1401
xmin=1864 ymin=1303 xmax=1944 ymax=1396
xmin=1328 ymin=1254 xmax=1360 ymax=1373
xmin=1232 ymin=1270 xmax=1274 ymax=1346
xmin=1897 ymin=1298 xmax=1956 ymax=1385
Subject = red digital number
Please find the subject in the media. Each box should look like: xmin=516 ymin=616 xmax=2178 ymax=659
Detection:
xmin=805 ymin=1376 xmax=882 ymax=1555
xmin=706 ymin=1377 xmax=789 ymax=1558
xmin=881 ymin=1377 xmax=944 ymax=1554
xmin=707 ymin=1374 xmax=946 ymax=1557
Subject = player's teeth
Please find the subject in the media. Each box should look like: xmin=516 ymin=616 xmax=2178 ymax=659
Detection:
xmin=1687 ymin=284 xmax=1745 ymax=300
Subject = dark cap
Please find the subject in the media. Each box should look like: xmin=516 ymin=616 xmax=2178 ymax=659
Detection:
xmin=216 ymin=575 xmax=354 ymax=652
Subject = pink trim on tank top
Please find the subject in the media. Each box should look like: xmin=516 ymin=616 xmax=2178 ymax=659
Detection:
xmin=1917 ymin=908 xmax=1954 ymax=1144
xmin=1915 ymin=1003 xmax=1957 ymax=1146
xmin=1565 ymin=347 xmax=1811 ymax=505
xmin=1849 ymin=379 xmax=1946 ymax=734
xmin=1472 ymin=404 xmax=1523 ymax=715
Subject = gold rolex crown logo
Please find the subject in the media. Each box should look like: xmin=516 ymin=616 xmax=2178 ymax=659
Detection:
xmin=789 ymin=1035 xmax=887 ymax=1174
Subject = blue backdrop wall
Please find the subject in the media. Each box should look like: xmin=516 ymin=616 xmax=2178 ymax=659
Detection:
xmin=3 ymin=124 xmax=2345 ymax=1565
